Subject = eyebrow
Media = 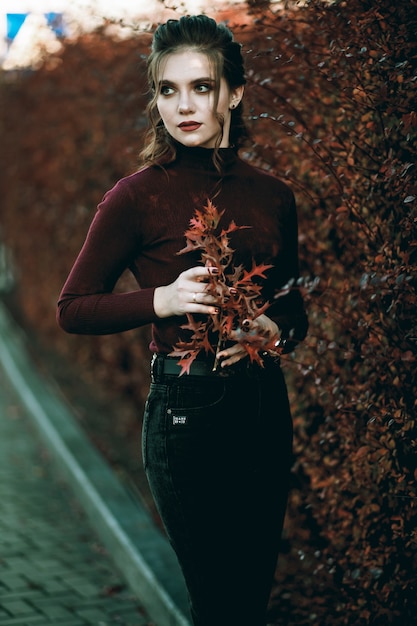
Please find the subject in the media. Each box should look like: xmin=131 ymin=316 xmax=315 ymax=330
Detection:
xmin=159 ymin=77 xmax=216 ymax=87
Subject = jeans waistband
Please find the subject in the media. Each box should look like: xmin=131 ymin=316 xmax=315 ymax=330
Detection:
xmin=150 ymin=352 xmax=280 ymax=383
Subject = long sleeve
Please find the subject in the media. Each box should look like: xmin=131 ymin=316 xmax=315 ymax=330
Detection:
xmin=264 ymin=190 xmax=308 ymax=351
xmin=57 ymin=178 xmax=156 ymax=335
xmin=57 ymin=147 xmax=307 ymax=352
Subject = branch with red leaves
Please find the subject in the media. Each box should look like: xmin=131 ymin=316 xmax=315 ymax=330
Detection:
xmin=169 ymin=200 xmax=282 ymax=375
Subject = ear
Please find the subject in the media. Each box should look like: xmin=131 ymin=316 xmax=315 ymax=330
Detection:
xmin=229 ymin=85 xmax=245 ymax=109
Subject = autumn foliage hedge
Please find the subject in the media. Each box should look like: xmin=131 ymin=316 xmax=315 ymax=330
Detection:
xmin=1 ymin=1 xmax=416 ymax=624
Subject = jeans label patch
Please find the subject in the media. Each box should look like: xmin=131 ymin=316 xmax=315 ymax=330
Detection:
xmin=172 ymin=414 xmax=188 ymax=426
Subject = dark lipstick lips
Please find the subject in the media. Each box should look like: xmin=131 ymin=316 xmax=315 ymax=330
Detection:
xmin=178 ymin=121 xmax=201 ymax=130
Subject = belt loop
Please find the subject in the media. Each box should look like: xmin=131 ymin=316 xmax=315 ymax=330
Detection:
xmin=150 ymin=353 xmax=162 ymax=383
xmin=150 ymin=353 xmax=156 ymax=383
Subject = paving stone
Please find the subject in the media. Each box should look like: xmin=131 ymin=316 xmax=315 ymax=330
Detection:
xmin=0 ymin=600 xmax=34 ymax=616
xmin=0 ymin=576 xmax=29 ymax=593
xmin=75 ymin=606 xmax=110 ymax=620
xmin=36 ymin=603 xmax=74 ymax=619
xmin=0 ymin=374 xmax=155 ymax=626
xmin=0 ymin=616 xmax=46 ymax=625
xmin=0 ymin=591 xmax=43 ymax=604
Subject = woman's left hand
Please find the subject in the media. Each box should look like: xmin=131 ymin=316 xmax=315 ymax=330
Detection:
xmin=216 ymin=314 xmax=279 ymax=368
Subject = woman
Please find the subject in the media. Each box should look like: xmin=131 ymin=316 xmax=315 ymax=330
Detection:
xmin=57 ymin=14 xmax=308 ymax=626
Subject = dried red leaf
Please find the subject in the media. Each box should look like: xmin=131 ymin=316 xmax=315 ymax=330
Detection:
xmin=170 ymin=200 xmax=276 ymax=368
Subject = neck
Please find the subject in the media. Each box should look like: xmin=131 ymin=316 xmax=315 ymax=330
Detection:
xmin=173 ymin=141 xmax=237 ymax=172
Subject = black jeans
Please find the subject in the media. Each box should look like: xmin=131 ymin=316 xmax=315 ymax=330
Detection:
xmin=142 ymin=356 xmax=293 ymax=626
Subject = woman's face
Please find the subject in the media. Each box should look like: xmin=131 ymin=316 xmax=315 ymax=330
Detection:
xmin=156 ymin=50 xmax=243 ymax=149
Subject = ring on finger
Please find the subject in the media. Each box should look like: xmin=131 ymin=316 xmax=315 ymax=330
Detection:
xmin=192 ymin=292 xmax=197 ymax=303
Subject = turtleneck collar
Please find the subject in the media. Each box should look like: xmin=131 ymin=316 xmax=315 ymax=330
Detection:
xmin=172 ymin=141 xmax=238 ymax=172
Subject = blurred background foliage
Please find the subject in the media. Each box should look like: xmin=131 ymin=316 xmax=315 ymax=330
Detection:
xmin=1 ymin=1 xmax=416 ymax=624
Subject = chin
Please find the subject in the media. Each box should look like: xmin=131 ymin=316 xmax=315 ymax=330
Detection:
xmin=180 ymin=138 xmax=209 ymax=149
xmin=173 ymin=131 xmax=216 ymax=149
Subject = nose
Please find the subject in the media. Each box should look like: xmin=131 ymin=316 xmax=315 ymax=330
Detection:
xmin=178 ymin=91 xmax=194 ymax=114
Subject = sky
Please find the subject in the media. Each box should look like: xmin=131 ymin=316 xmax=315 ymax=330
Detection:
xmin=1 ymin=0 xmax=221 ymax=20
xmin=0 ymin=0 xmax=212 ymax=69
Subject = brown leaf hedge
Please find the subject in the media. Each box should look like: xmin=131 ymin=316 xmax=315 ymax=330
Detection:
xmin=1 ymin=1 xmax=416 ymax=624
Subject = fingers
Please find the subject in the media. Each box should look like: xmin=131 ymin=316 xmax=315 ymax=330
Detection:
xmin=181 ymin=266 xmax=220 ymax=313
xmin=228 ymin=318 xmax=263 ymax=342
xmin=216 ymin=343 xmax=248 ymax=368
xmin=154 ymin=265 xmax=219 ymax=318
xmin=189 ymin=290 xmax=210 ymax=305
xmin=184 ymin=265 xmax=219 ymax=281
xmin=217 ymin=315 xmax=280 ymax=367
xmin=239 ymin=315 xmax=279 ymax=341
xmin=189 ymin=289 xmax=219 ymax=314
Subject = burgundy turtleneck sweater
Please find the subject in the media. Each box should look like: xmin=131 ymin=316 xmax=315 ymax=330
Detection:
xmin=57 ymin=145 xmax=308 ymax=353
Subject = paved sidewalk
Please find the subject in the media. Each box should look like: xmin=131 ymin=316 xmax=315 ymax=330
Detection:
xmin=0 ymin=302 xmax=191 ymax=626
xmin=0 ymin=371 xmax=154 ymax=626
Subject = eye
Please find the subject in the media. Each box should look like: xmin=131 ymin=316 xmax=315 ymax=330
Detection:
xmin=160 ymin=85 xmax=175 ymax=96
xmin=194 ymin=83 xmax=212 ymax=94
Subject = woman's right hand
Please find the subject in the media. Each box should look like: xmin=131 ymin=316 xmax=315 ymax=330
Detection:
xmin=153 ymin=266 xmax=220 ymax=318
